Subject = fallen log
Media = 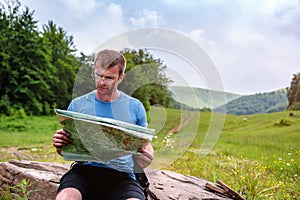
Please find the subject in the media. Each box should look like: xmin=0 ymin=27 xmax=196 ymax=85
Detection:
xmin=0 ymin=160 xmax=241 ymax=200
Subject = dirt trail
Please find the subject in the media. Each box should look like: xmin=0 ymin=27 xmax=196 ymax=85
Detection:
xmin=167 ymin=112 xmax=194 ymax=135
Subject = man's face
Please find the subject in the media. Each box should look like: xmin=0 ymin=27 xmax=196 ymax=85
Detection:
xmin=93 ymin=65 xmax=124 ymax=96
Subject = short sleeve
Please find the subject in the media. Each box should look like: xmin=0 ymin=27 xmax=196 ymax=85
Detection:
xmin=135 ymin=101 xmax=147 ymax=127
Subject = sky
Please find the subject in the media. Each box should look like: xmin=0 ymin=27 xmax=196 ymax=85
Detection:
xmin=19 ymin=0 xmax=300 ymax=95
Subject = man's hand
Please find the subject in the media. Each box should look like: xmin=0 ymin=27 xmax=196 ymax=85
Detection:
xmin=134 ymin=143 xmax=154 ymax=169
xmin=53 ymin=129 xmax=73 ymax=155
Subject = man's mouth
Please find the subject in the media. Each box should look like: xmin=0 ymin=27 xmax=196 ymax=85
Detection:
xmin=98 ymin=86 xmax=108 ymax=91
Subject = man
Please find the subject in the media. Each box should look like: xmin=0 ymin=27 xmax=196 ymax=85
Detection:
xmin=53 ymin=49 xmax=154 ymax=200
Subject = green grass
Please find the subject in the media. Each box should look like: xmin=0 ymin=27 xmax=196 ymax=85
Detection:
xmin=0 ymin=115 xmax=59 ymax=147
xmin=165 ymin=110 xmax=300 ymax=200
xmin=0 ymin=115 xmax=64 ymax=162
xmin=0 ymin=110 xmax=299 ymax=199
xmin=217 ymin=112 xmax=299 ymax=158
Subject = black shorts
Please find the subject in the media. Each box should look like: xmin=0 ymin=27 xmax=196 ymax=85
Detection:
xmin=57 ymin=163 xmax=145 ymax=200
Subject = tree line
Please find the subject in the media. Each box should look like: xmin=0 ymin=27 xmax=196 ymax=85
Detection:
xmin=214 ymin=90 xmax=288 ymax=115
xmin=0 ymin=0 xmax=175 ymax=116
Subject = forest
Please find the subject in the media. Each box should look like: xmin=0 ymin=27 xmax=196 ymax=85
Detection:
xmin=214 ymin=89 xmax=288 ymax=115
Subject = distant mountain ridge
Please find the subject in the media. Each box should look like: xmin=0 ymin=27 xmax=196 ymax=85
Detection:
xmin=169 ymin=86 xmax=241 ymax=109
xmin=214 ymin=89 xmax=288 ymax=115
xmin=169 ymin=86 xmax=288 ymax=115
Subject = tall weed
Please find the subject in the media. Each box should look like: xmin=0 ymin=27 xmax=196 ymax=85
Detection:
xmin=0 ymin=179 xmax=39 ymax=200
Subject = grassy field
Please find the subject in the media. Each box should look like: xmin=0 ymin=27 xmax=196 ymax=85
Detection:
xmin=0 ymin=115 xmax=63 ymax=163
xmin=165 ymin=111 xmax=300 ymax=199
xmin=0 ymin=110 xmax=299 ymax=199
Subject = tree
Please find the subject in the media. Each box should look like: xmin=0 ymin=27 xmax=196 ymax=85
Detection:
xmin=42 ymin=21 xmax=80 ymax=110
xmin=120 ymin=49 xmax=174 ymax=111
xmin=72 ymin=53 xmax=95 ymax=99
xmin=0 ymin=0 xmax=80 ymax=115
xmin=0 ymin=0 xmax=52 ymax=115
xmin=287 ymin=72 xmax=300 ymax=110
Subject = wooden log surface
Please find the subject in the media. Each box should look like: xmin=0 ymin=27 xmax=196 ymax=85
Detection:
xmin=0 ymin=160 xmax=242 ymax=200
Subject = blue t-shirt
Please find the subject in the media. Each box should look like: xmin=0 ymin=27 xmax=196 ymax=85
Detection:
xmin=67 ymin=90 xmax=147 ymax=177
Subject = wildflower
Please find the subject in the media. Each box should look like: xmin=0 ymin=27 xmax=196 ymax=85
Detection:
xmin=286 ymin=163 xmax=290 ymax=166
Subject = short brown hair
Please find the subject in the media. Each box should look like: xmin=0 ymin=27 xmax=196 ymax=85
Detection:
xmin=94 ymin=49 xmax=126 ymax=74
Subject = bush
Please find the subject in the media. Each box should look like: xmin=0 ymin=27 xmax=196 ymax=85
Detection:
xmin=0 ymin=95 xmax=28 ymax=118
xmin=274 ymin=118 xmax=292 ymax=126
xmin=0 ymin=95 xmax=12 ymax=116
xmin=5 ymin=122 xmax=27 ymax=132
xmin=10 ymin=108 xmax=27 ymax=119
xmin=43 ymin=101 xmax=51 ymax=115
xmin=288 ymin=102 xmax=300 ymax=111
xmin=25 ymin=98 xmax=43 ymax=115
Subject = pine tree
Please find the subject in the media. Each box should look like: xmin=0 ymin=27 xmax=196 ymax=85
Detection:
xmin=287 ymin=72 xmax=300 ymax=110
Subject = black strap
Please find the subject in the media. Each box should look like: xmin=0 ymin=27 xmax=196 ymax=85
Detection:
xmin=133 ymin=157 xmax=151 ymax=199
xmin=134 ymin=170 xmax=150 ymax=189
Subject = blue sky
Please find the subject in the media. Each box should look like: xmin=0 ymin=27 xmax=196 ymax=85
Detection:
xmin=19 ymin=0 xmax=300 ymax=95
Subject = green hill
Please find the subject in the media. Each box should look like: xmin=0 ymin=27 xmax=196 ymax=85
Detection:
xmin=169 ymin=86 xmax=241 ymax=109
xmin=169 ymin=86 xmax=288 ymax=115
xmin=214 ymin=89 xmax=288 ymax=115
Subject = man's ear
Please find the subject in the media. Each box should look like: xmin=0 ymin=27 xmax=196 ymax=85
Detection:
xmin=118 ymin=72 xmax=125 ymax=83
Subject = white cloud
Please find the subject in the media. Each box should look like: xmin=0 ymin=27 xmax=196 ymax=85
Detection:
xmin=129 ymin=9 xmax=162 ymax=27
xmin=178 ymin=0 xmax=299 ymax=94
xmin=189 ymin=29 xmax=217 ymax=54
xmin=62 ymin=0 xmax=101 ymax=19
xmin=72 ymin=3 xmax=126 ymax=54
xmin=227 ymin=29 xmax=268 ymax=47
xmin=208 ymin=27 xmax=300 ymax=94
xmin=107 ymin=3 xmax=123 ymax=19
xmin=160 ymin=0 xmax=210 ymax=9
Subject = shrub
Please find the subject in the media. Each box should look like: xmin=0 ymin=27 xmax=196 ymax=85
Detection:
xmin=288 ymin=102 xmax=300 ymax=111
xmin=43 ymin=101 xmax=51 ymax=115
xmin=274 ymin=119 xmax=292 ymax=126
xmin=25 ymin=98 xmax=43 ymax=115
xmin=0 ymin=95 xmax=12 ymax=116
xmin=11 ymin=108 xmax=27 ymax=119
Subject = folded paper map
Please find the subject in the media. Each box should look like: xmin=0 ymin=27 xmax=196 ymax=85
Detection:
xmin=55 ymin=109 xmax=155 ymax=162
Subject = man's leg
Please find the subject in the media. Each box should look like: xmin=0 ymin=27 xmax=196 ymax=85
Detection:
xmin=56 ymin=188 xmax=82 ymax=200
xmin=107 ymin=171 xmax=145 ymax=200
xmin=57 ymin=164 xmax=90 ymax=200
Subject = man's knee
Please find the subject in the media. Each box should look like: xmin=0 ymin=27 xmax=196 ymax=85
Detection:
xmin=56 ymin=188 xmax=82 ymax=200
xmin=126 ymin=198 xmax=141 ymax=200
